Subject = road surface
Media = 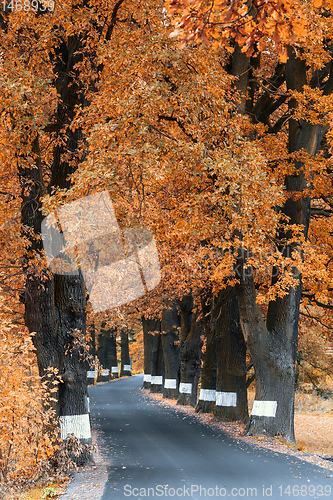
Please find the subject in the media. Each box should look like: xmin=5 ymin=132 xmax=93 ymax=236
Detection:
xmin=85 ymin=375 xmax=332 ymax=500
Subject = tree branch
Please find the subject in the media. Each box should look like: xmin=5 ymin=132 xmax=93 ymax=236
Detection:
xmin=105 ymin=0 xmax=127 ymax=41
xmin=302 ymin=293 xmax=333 ymax=310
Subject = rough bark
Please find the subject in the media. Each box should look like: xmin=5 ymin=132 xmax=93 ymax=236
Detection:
xmin=108 ymin=332 xmax=118 ymax=378
xmin=142 ymin=317 xmax=159 ymax=388
xmin=54 ymin=273 xmax=90 ymax=432
xmin=161 ymin=306 xmax=181 ymax=399
xmin=97 ymin=322 xmax=117 ymax=381
xmin=236 ymin=264 xmax=296 ymax=441
xmin=231 ymin=44 xmax=250 ymax=114
xmin=178 ymin=296 xmax=203 ymax=407
xmin=214 ymin=289 xmax=248 ymax=422
xmin=150 ymin=321 xmax=164 ymax=393
xmin=196 ymin=293 xmax=216 ymax=413
xmin=120 ymin=329 xmax=131 ymax=377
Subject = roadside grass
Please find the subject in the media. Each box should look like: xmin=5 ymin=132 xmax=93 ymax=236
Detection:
xmin=294 ymin=391 xmax=333 ymax=455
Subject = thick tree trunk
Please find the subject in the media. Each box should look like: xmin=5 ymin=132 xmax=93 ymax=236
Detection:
xmin=214 ymin=289 xmax=248 ymax=422
xmin=178 ymin=296 xmax=203 ymax=407
xmin=53 ymin=274 xmax=91 ymax=449
xmin=20 ymin=136 xmax=92 ymax=455
xmin=236 ymin=257 xmax=296 ymax=442
xmin=196 ymin=294 xmax=216 ymax=413
xmin=142 ymin=317 xmax=159 ymax=388
xmin=150 ymin=322 xmax=164 ymax=393
xmin=120 ymin=329 xmax=131 ymax=377
xmin=161 ymin=306 xmax=181 ymax=399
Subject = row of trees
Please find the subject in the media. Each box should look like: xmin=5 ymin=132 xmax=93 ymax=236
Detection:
xmin=142 ymin=295 xmax=248 ymax=423
xmin=0 ymin=0 xmax=333 ymax=475
xmin=89 ymin=321 xmax=133 ymax=381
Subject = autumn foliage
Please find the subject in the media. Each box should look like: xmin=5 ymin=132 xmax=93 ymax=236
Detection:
xmin=0 ymin=314 xmax=58 ymax=486
xmin=0 ymin=0 xmax=332 ymax=484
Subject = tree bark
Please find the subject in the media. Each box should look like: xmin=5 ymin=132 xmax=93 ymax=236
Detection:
xmin=178 ymin=296 xmax=203 ymax=407
xmin=142 ymin=317 xmax=159 ymax=388
xmin=214 ymin=289 xmax=248 ymax=422
xmin=109 ymin=331 xmax=118 ymax=379
xmin=231 ymin=43 xmax=250 ymax=114
xmin=161 ymin=306 xmax=181 ymax=399
xmin=97 ymin=322 xmax=117 ymax=381
xmin=236 ymin=265 xmax=296 ymax=441
xmin=196 ymin=293 xmax=216 ymax=413
xmin=120 ymin=329 xmax=131 ymax=377
xmin=53 ymin=274 xmax=91 ymax=449
xmin=150 ymin=321 xmax=164 ymax=393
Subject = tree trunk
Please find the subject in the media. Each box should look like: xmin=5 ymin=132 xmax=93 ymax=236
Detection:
xmin=87 ymin=323 xmax=96 ymax=384
xmin=97 ymin=322 xmax=118 ymax=382
xmin=178 ymin=296 xmax=203 ymax=407
xmin=236 ymin=264 xmax=296 ymax=441
xmin=214 ymin=289 xmax=248 ymax=422
xmin=108 ymin=331 xmax=118 ymax=379
xmin=237 ymin=50 xmax=328 ymax=442
xmin=150 ymin=321 xmax=164 ymax=393
xmin=53 ymin=274 xmax=91 ymax=449
xmin=120 ymin=329 xmax=131 ymax=377
xmin=142 ymin=317 xmax=159 ymax=388
xmin=161 ymin=306 xmax=181 ymax=399
xmin=20 ymin=134 xmax=92 ymax=454
xmin=196 ymin=294 xmax=216 ymax=413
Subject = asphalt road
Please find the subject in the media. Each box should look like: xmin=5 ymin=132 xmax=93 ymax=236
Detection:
xmin=88 ymin=375 xmax=332 ymax=500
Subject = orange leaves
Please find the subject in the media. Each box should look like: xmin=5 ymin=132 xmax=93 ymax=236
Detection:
xmin=290 ymin=86 xmax=333 ymax=125
xmin=312 ymin=0 xmax=333 ymax=7
xmin=165 ymin=0 xmax=333 ymax=65
xmin=0 ymin=315 xmax=59 ymax=483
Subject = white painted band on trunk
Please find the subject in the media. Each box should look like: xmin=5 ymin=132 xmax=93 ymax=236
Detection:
xmin=111 ymin=366 xmax=119 ymax=373
xmin=143 ymin=374 xmax=151 ymax=382
xmin=101 ymin=369 xmax=109 ymax=376
xmin=60 ymin=414 xmax=91 ymax=440
xmin=199 ymin=389 xmax=216 ymax=401
xmin=87 ymin=396 xmax=90 ymax=413
xmin=251 ymin=400 xmax=277 ymax=417
xmin=215 ymin=392 xmax=237 ymax=407
xmin=179 ymin=382 xmax=192 ymax=394
xmin=87 ymin=370 xmax=95 ymax=378
xmin=164 ymin=378 xmax=177 ymax=389
xmin=123 ymin=365 xmax=131 ymax=371
xmin=151 ymin=376 xmax=163 ymax=385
